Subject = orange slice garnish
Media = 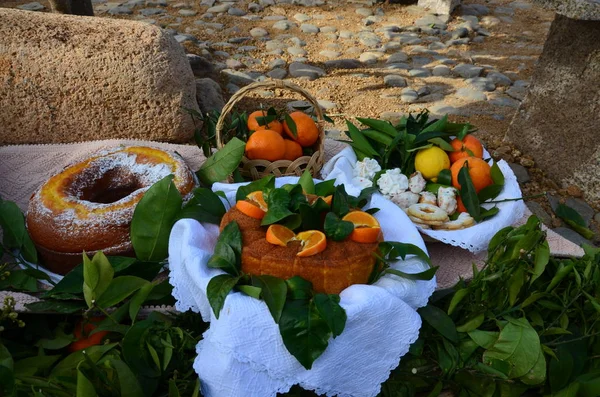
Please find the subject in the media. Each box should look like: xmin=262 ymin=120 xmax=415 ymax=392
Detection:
xmin=266 ymin=225 xmax=296 ymax=247
xmin=342 ymin=211 xmax=382 ymax=243
xmin=322 ymin=195 xmax=333 ymax=206
xmin=296 ymin=230 xmax=327 ymax=257
xmin=236 ymin=191 xmax=268 ymax=219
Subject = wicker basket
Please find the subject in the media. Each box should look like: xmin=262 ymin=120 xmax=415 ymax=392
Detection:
xmin=215 ymin=79 xmax=326 ymax=180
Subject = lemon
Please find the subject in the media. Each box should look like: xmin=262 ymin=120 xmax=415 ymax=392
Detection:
xmin=414 ymin=147 xmax=451 ymax=181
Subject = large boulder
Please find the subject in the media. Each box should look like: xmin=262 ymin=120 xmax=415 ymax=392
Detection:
xmin=0 ymin=9 xmax=199 ymax=144
xmin=505 ymin=13 xmax=600 ymax=204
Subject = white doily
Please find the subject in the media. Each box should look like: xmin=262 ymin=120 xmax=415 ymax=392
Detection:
xmin=322 ymin=145 xmax=526 ymax=253
xmin=168 ymin=176 xmax=436 ymax=397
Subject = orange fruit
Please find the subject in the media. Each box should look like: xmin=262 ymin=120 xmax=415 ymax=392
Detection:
xmin=342 ymin=211 xmax=382 ymax=244
xmin=283 ymin=111 xmax=320 ymax=148
xmin=282 ymin=139 xmax=303 ymax=161
xmin=322 ymin=195 xmax=332 ymax=206
xmin=245 ymin=129 xmax=286 ymax=161
xmin=69 ymin=317 xmax=109 ymax=352
xmin=236 ymin=191 xmax=268 ymax=219
xmin=266 ymin=224 xmax=296 ymax=247
xmin=296 ymin=230 xmax=327 ymax=257
xmin=247 ymin=110 xmax=284 ymax=134
xmin=448 ymin=135 xmax=484 ymax=164
xmin=450 ymin=157 xmax=493 ymax=193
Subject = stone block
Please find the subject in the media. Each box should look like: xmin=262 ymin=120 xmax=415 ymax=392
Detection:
xmin=506 ymin=14 xmax=600 ymax=204
xmin=0 ymin=9 xmax=198 ymax=144
xmin=417 ymin=0 xmax=461 ymax=16
xmin=532 ymin=0 xmax=600 ymax=20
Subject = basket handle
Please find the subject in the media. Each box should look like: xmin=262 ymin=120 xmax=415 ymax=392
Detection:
xmin=215 ymin=79 xmax=325 ymax=149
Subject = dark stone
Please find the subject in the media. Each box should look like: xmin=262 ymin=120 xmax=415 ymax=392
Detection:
xmin=565 ymin=197 xmax=595 ymax=226
xmin=195 ymin=78 xmax=224 ymax=114
xmin=508 ymin=162 xmax=530 ymax=183
xmin=187 ymin=54 xmax=217 ymax=79
xmin=506 ymin=15 xmax=600 ymax=203
xmin=552 ymin=227 xmax=593 ymax=247
xmin=526 ymin=201 xmax=553 ymax=225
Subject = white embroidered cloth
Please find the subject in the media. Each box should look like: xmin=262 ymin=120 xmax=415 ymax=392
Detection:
xmin=322 ymin=145 xmax=526 ymax=253
xmin=168 ymin=176 xmax=435 ymax=397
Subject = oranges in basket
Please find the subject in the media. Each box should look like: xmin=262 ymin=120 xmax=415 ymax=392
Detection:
xmin=244 ymin=108 xmax=320 ymax=163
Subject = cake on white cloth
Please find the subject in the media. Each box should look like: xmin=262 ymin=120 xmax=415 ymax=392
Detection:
xmin=168 ymin=176 xmax=436 ymax=397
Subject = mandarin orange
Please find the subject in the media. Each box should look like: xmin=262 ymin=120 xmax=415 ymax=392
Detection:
xmin=283 ymin=111 xmax=320 ymax=148
xmin=450 ymin=157 xmax=493 ymax=193
xmin=448 ymin=135 xmax=484 ymax=164
xmin=342 ymin=211 xmax=382 ymax=244
xmin=247 ymin=110 xmax=284 ymax=134
xmin=266 ymin=224 xmax=296 ymax=247
xmin=282 ymin=139 xmax=303 ymax=161
xmin=296 ymin=230 xmax=327 ymax=257
xmin=245 ymin=129 xmax=286 ymax=161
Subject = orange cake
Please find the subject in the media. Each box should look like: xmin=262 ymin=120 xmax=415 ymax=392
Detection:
xmin=26 ymin=146 xmax=197 ymax=274
xmin=219 ymin=205 xmax=381 ymax=294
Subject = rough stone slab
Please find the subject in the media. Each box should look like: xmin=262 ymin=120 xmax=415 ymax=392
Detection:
xmin=532 ymin=0 xmax=600 ymax=20
xmin=506 ymin=14 xmax=600 ymax=204
xmin=288 ymin=62 xmax=326 ymax=80
xmin=417 ymin=0 xmax=460 ymax=16
xmin=0 ymin=9 xmax=198 ymax=144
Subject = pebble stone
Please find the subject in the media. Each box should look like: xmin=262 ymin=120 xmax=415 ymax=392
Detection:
xmin=401 ymin=88 xmax=419 ymax=103
xmin=409 ymin=68 xmax=431 ymax=77
xmin=383 ymin=75 xmax=407 ymax=88
xmin=487 ymin=72 xmax=512 ymax=86
xmin=273 ymin=20 xmax=293 ymax=30
xmin=386 ymin=52 xmax=408 ymax=63
xmin=453 ymin=63 xmax=483 ymax=78
xmin=294 ymin=13 xmax=311 ymax=22
xmin=16 ymin=2 xmax=45 ymax=10
xmin=178 ymin=9 xmax=197 ymax=16
xmin=432 ymin=65 xmax=451 ymax=76
xmin=207 ymin=3 xmax=230 ymax=12
xmin=288 ymin=62 xmax=326 ymax=80
xmin=456 ymin=88 xmax=487 ymax=101
xmin=249 ymin=27 xmax=269 ymax=38
xmin=301 ymin=24 xmax=320 ymax=33
xmin=465 ymin=77 xmax=495 ymax=91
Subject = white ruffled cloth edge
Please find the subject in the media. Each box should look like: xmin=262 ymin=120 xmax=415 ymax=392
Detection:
xmin=322 ymin=145 xmax=527 ymax=252
xmin=168 ymin=176 xmax=435 ymax=397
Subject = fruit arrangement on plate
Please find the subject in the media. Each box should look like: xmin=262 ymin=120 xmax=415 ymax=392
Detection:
xmin=215 ymin=80 xmax=326 ymax=180
xmin=344 ymin=111 xmax=506 ymax=231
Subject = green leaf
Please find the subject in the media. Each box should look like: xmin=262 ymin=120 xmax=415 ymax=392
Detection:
xmin=482 ymin=317 xmax=540 ymax=378
xmin=252 ymin=275 xmax=287 ymax=323
xmin=197 ymin=137 xmax=245 ymax=186
xmin=279 ymin=299 xmax=330 ymax=369
xmin=129 ymin=283 xmax=154 ymax=322
xmin=531 ymin=240 xmax=549 ymax=284
xmin=468 ymin=330 xmax=499 ymax=349
xmin=83 ymin=251 xmax=114 ymax=309
xmin=284 ymin=114 xmax=298 ymax=138
xmin=490 ymin=162 xmax=504 ymax=185
xmin=448 ymin=288 xmax=469 ymax=315
xmin=331 ymin=184 xmax=351 ymax=218
xmin=0 ymin=200 xmax=37 ymax=263
xmin=429 ymin=137 xmax=454 ymax=152
xmin=208 ymin=242 xmax=238 ymax=276
xmin=346 ymin=120 xmax=379 ymax=158
xmin=236 ymin=176 xmax=275 ymax=202
xmin=131 ymin=175 xmax=183 ymax=261
xmin=176 ymin=188 xmax=226 ymax=225
xmin=546 ymin=260 xmax=575 ymax=292
xmin=96 ymin=276 xmax=149 ymax=309
xmin=356 ymin=117 xmax=399 ymax=137
xmin=217 ymin=221 xmax=243 ymax=258
xmin=385 ymin=267 xmax=438 ymax=281
xmin=323 ymin=212 xmax=354 ymax=241
xmin=237 ymin=285 xmax=262 ymax=299
xmin=362 ymin=129 xmax=393 ymax=146
xmin=0 ymin=365 xmax=14 ymax=396
xmin=555 ymin=203 xmax=595 ymax=239
xmin=315 ymin=180 xmax=336 ymax=197
xmin=298 ymin=170 xmax=315 ymax=195
xmin=313 ymin=293 xmax=347 ymax=337
xmin=378 ymin=241 xmax=432 ymax=267
xmin=261 ymin=188 xmax=295 ymax=226
xmin=0 ymin=343 xmax=14 ymax=371
xmin=36 ymin=326 xmax=74 ymax=350
xmin=436 ymin=169 xmax=452 ymax=186
xmin=582 ymin=291 xmax=600 ymax=313
xmin=457 ymin=125 xmax=469 ymax=140
xmin=456 ymin=313 xmax=485 ymax=333
xmin=0 ymin=270 xmax=39 ymax=292
xmin=207 ymin=274 xmax=241 ymax=319
xmin=550 ymin=345 xmax=575 ymax=392
xmin=169 ymin=380 xmax=181 ymax=397
xmin=286 ymin=276 xmax=313 ymax=300
xmin=77 ymin=367 xmax=98 ymax=397
xmin=419 ymin=305 xmax=458 ymax=343
xmin=457 ymin=162 xmax=481 ymax=220
xmin=421 ymin=115 xmax=448 ymax=134
xmin=508 ymin=266 xmax=526 ymax=306
xmin=108 ymin=359 xmax=144 ymax=397
xmin=477 ymin=184 xmax=503 ymax=203
xmin=520 ymin=292 xmax=546 ymax=309
xmin=25 ymin=300 xmax=86 ymax=313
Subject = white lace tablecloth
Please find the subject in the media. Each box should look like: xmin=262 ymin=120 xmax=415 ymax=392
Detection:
xmin=322 ymin=146 xmax=527 ymax=253
xmin=168 ymin=176 xmax=435 ymax=397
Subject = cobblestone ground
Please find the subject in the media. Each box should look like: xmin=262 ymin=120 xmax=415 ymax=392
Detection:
xmin=3 ymin=0 xmax=599 ymax=245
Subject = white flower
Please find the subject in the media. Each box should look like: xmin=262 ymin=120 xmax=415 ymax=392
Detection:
xmin=352 ymin=176 xmax=373 ymax=189
xmin=353 ymin=157 xmax=381 ymax=179
xmin=377 ymin=168 xmax=408 ymax=197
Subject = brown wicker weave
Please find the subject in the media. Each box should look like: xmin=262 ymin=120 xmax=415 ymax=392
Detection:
xmin=215 ymin=79 xmax=326 ymax=180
